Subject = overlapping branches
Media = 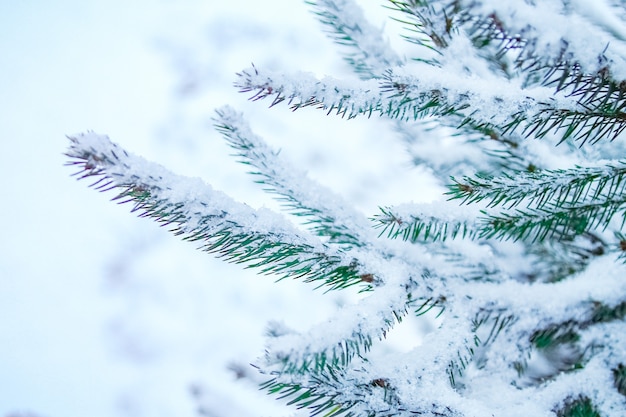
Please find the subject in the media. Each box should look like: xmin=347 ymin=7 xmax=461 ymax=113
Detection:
xmin=65 ymin=0 xmax=626 ymax=416
xmin=388 ymin=0 xmax=626 ymax=144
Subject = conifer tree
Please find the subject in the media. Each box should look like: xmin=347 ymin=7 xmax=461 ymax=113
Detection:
xmin=65 ymin=1 xmax=626 ymax=416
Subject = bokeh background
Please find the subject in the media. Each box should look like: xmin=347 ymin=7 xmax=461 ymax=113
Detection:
xmin=0 ymin=1 xmax=436 ymax=416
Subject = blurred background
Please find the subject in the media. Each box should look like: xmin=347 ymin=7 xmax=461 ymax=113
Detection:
xmin=0 ymin=1 xmax=435 ymax=416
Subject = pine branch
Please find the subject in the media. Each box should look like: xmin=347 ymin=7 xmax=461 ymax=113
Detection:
xmin=213 ymin=106 xmax=446 ymax=277
xmin=448 ymin=161 xmax=626 ymax=211
xmin=65 ymin=132 xmax=368 ymax=291
xmin=237 ymin=65 xmax=625 ymax=144
xmin=389 ymin=1 xmax=626 ymax=145
xmin=379 ymin=186 xmax=626 ymax=245
xmin=214 ymin=105 xmax=465 ymax=290
xmin=214 ymin=106 xmax=370 ymax=248
xmin=234 ymin=65 xmax=464 ymax=120
xmin=307 ymin=0 xmax=403 ymax=78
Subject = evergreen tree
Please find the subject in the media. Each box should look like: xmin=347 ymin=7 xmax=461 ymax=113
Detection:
xmin=65 ymin=1 xmax=626 ymax=416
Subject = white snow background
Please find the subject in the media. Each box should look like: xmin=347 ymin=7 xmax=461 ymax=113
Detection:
xmin=0 ymin=1 xmax=436 ymax=416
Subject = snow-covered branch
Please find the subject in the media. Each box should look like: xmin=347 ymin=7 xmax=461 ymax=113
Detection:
xmin=237 ymin=64 xmax=626 ymax=144
xmin=65 ymin=132 xmax=367 ymax=291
